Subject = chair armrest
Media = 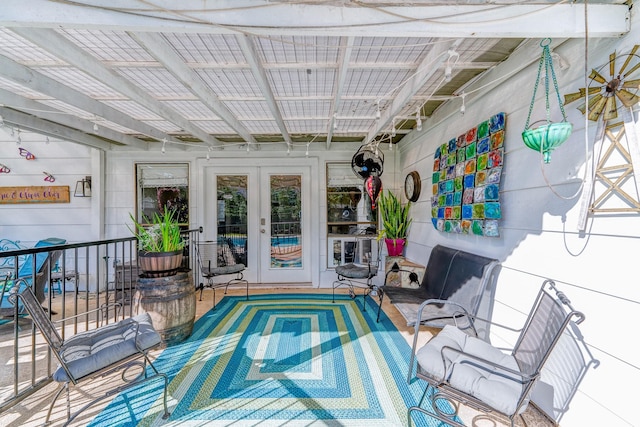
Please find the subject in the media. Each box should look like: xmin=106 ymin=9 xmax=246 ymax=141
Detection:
xmin=413 ymin=298 xmax=478 ymax=334
xmin=439 ymin=344 xmax=537 ymax=385
xmin=54 ymin=302 xmax=123 ymax=326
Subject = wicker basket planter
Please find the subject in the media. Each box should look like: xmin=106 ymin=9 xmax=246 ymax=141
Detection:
xmin=138 ymin=250 xmax=183 ymax=278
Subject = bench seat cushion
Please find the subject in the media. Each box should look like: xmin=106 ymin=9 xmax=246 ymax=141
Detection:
xmin=201 ymin=263 xmax=245 ymax=277
xmin=53 ymin=312 xmax=161 ymax=382
xmin=416 ymin=325 xmax=526 ymax=416
xmin=335 ymin=263 xmax=373 ymax=279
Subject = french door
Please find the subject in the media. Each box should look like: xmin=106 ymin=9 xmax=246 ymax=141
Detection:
xmin=203 ymin=165 xmax=311 ymax=284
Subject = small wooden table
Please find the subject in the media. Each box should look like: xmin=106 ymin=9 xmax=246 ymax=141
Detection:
xmin=384 ymin=256 xmax=424 ymax=288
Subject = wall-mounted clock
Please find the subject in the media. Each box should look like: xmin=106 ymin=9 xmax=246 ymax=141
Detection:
xmin=404 ymin=171 xmax=421 ymax=202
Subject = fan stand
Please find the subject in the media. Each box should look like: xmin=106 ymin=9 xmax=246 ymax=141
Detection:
xmin=565 ymin=45 xmax=640 ymax=230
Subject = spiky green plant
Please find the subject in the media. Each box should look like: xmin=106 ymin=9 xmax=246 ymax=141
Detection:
xmin=129 ymin=207 xmax=185 ymax=253
xmin=377 ymin=190 xmax=412 ymax=240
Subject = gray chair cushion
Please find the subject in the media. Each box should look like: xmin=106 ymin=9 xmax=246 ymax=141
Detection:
xmin=335 ymin=263 xmax=371 ymax=279
xmin=416 ymin=325 xmax=526 ymax=416
xmin=53 ymin=312 xmax=161 ymax=382
xmin=202 ymin=263 xmax=245 ymax=277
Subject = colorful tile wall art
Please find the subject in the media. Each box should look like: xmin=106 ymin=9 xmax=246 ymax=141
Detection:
xmin=431 ymin=112 xmax=505 ymax=237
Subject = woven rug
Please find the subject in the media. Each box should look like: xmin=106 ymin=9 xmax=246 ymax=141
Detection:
xmin=89 ymin=293 xmax=450 ymax=426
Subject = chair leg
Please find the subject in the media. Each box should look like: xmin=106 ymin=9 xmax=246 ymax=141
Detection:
xmin=376 ymin=291 xmax=385 ymax=322
xmin=45 ymin=382 xmax=67 ymax=425
xmin=198 ymin=282 xmax=204 ymax=301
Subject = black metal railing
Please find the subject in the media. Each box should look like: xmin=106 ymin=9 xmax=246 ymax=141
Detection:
xmin=0 ymin=227 xmax=203 ymax=412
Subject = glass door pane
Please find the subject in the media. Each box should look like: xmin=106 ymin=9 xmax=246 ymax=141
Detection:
xmin=216 ymin=175 xmax=248 ymax=267
xmin=270 ymin=175 xmax=302 ymax=268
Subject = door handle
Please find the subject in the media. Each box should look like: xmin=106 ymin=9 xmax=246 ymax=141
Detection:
xmin=261 ymin=229 xmax=266 ymax=233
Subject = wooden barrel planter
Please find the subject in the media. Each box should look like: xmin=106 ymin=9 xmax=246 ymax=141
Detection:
xmin=133 ymin=271 xmax=195 ymax=346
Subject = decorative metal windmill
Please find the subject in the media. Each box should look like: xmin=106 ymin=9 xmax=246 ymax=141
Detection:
xmin=564 ymin=45 xmax=640 ymax=229
xmin=564 ymin=45 xmax=640 ymax=121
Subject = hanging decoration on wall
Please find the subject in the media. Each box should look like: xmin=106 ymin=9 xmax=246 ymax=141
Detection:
xmin=564 ymin=45 xmax=640 ymax=121
xmin=351 ymin=144 xmax=384 ymax=179
xmin=522 ymin=39 xmax=573 ymax=163
xmin=563 ymin=44 xmax=640 ymax=228
xmin=0 ymin=163 xmax=10 ymax=173
xmin=365 ymin=175 xmax=382 ymax=209
xmin=431 ymin=112 xmax=506 ymax=237
xmin=43 ymin=172 xmax=55 ymax=182
xmin=18 ymin=147 xmax=36 ymax=160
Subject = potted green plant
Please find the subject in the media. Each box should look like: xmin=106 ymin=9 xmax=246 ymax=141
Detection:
xmin=377 ymin=190 xmax=412 ymax=257
xmin=129 ymin=207 xmax=185 ymax=277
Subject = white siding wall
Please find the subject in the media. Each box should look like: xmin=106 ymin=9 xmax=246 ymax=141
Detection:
xmin=105 ymin=146 xmax=397 ymax=287
xmin=397 ymin=17 xmax=640 ymax=426
xmin=0 ymin=130 xmax=96 ymax=245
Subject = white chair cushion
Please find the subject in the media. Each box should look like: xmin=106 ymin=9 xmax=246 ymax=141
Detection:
xmin=415 ymin=324 xmax=526 ymax=416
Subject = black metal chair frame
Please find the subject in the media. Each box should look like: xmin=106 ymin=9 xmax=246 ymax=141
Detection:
xmin=408 ymin=279 xmax=587 ymax=427
xmin=9 ymin=279 xmax=170 ymax=426
xmin=195 ymin=240 xmax=249 ymax=309
xmin=331 ymin=236 xmax=381 ymax=311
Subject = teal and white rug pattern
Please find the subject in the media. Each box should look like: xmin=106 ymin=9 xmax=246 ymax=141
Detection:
xmin=90 ymin=293 xmax=449 ymax=426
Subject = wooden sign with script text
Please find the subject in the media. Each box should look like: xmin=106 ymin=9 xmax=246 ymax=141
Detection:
xmin=0 ymin=186 xmax=70 ymax=204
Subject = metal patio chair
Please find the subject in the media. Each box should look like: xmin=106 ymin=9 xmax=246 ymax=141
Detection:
xmin=332 ymin=236 xmax=381 ymax=311
xmin=195 ymin=240 xmax=249 ymax=309
xmin=9 ymin=279 xmax=170 ymax=426
xmin=408 ymin=279 xmax=587 ymax=427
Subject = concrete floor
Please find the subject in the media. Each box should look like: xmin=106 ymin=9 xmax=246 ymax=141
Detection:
xmin=0 ymin=286 xmax=554 ymax=427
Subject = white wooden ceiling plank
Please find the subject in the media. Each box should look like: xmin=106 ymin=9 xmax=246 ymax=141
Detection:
xmin=327 ymin=36 xmax=354 ymax=149
xmin=130 ymin=31 xmax=257 ymax=144
xmin=11 ymin=27 xmax=220 ymax=147
xmin=0 ymin=2 xmax=628 ymax=38
xmin=237 ymin=34 xmax=291 ymax=146
xmin=0 ymin=89 xmax=148 ymax=149
xmin=366 ymin=39 xmax=463 ymax=143
xmin=0 ymin=106 xmax=113 ymax=151
xmin=0 ymin=54 xmax=172 ymax=144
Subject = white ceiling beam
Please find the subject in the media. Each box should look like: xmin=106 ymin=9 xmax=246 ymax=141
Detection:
xmin=16 ymin=61 xmax=492 ymax=71
xmin=0 ymin=1 xmax=628 ymax=38
xmin=405 ymin=38 xmax=572 ymax=148
xmin=0 ymin=54 xmax=170 ymax=146
xmin=129 ymin=31 xmax=257 ymax=145
xmin=0 ymin=107 xmax=114 ymax=151
xmin=327 ymin=37 xmax=354 ymax=150
xmin=236 ymin=34 xmax=291 ymax=146
xmin=0 ymin=89 xmax=148 ymax=149
xmin=366 ymin=39 xmax=463 ymax=143
xmin=213 ymin=95 xmax=455 ymax=102
xmin=10 ymin=27 xmax=220 ymax=148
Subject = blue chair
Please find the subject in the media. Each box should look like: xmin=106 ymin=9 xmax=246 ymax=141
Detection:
xmin=0 ymin=237 xmax=66 ymax=316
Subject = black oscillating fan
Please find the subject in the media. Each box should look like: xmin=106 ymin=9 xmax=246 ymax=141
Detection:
xmin=351 ymin=144 xmax=384 ymax=179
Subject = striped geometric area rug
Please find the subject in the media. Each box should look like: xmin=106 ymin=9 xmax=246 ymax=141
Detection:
xmin=90 ymin=293 xmax=448 ymax=426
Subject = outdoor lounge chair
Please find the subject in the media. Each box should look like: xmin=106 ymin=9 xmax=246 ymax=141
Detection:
xmin=331 ymin=236 xmax=381 ymax=311
xmin=407 ymin=279 xmax=586 ymax=427
xmin=0 ymin=237 xmax=66 ymax=316
xmin=195 ymin=240 xmax=249 ymax=309
xmin=376 ymin=245 xmax=500 ymax=340
xmin=9 ymin=279 xmax=170 ymax=426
